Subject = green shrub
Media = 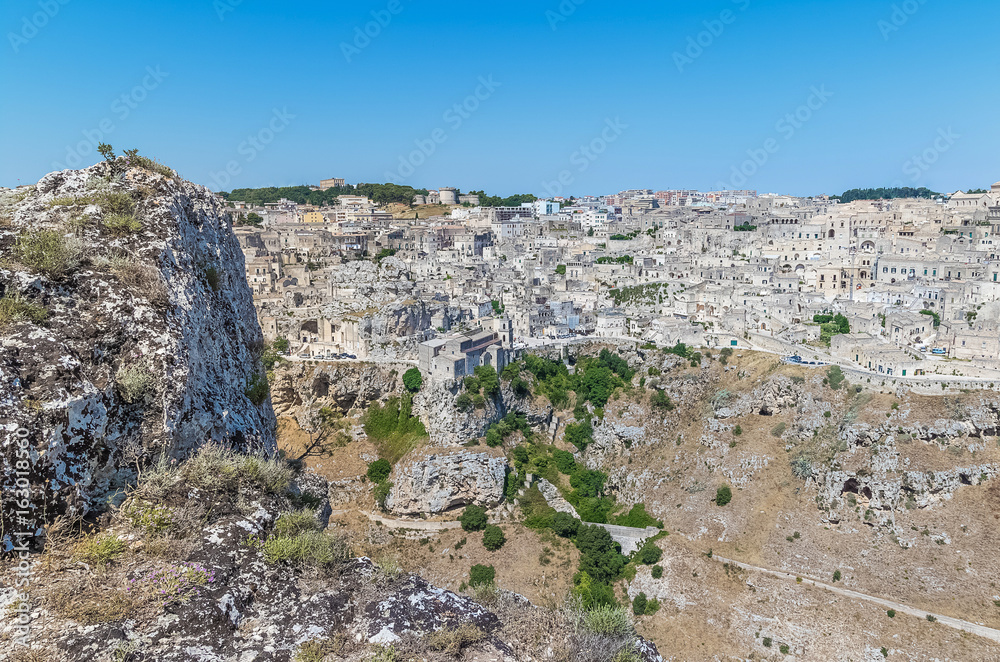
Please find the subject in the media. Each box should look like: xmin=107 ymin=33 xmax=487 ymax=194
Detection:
xmin=244 ymin=372 xmax=269 ymax=405
xmin=926 ymin=614 xmax=936 ymax=622
xmin=581 ymin=603 xmax=634 ymax=637
xmin=116 ymin=363 xmax=154 ymax=404
xmin=203 ymin=265 xmax=222 ymax=291
xmin=482 ymin=525 xmax=506 ymax=551
xmin=472 ymin=393 xmax=486 ymax=409
xmin=474 ymin=365 xmax=500 ymax=397
xmin=827 ymin=365 xmax=845 ymax=390
xmin=362 ymin=394 xmax=427 ymax=463
xmin=12 ymin=229 xmax=82 ymax=279
xmin=651 ymin=565 xmax=663 ymax=579
xmin=367 ymin=459 xmax=392 ymax=483
xmin=553 ymin=449 xmax=576 ymax=473
xmin=650 ymin=389 xmax=674 ymax=411
xmin=263 ymin=531 xmax=348 ymax=566
xmin=763 ymin=637 xmax=772 ymax=647
xmin=293 ymin=638 xmax=339 ymax=662
xmin=402 ymin=367 xmax=422 ymax=392
xmin=733 ymin=425 xmax=742 ymax=436
xmin=614 ymin=503 xmax=663 ymax=529
xmin=0 ymin=293 xmax=48 ymax=329
xmin=274 ymin=509 xmax=319 ymax=537
xmin=122 ymin=501 xmax=174 ymax=535
xmin=551 ymin=512 xmax=580 ymax=537
xmin=102 ymin=212 xmax=142 ymax=236
xmin=638 ymin=541 xmax=662 ymax=565
xmin=182 ymin=445 xmax=293 ymax=495
xmin=631 ymin=592 xmax=647 ymax=615
xmin=715 ymin=485 xmax=732 ymax=506
xmin=833 ymin=570 xmax=842 ymax=582
xmin=373 ymin=480 xmax=392 ymax=510
xmin=779 ymin=644 xmax=790 ymax=654
xmin=575 ymin=525 xmax=626 ymax=584
xmin=455 ymin=392 xmax=473 ymax=412
xmin=565 ymin=419 xmax=594 ymax=450
xmin=469 ymin=563 xmax=495 ymax=587
xmin=97 ymin=190 xmax=136 ymax=215
xmin=460 ymin=504 xmax=488 ymax=532
xmin=122 ymin=148 xmax=174 ymax=178
xmin=74 ymin=534 xmax=127 ymax=566
xmin=886 ymin=609 xmax=896 ymax=618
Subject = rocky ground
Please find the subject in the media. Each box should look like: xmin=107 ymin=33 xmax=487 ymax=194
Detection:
xmin=272 ymin=344 xmax=1000 ymax=660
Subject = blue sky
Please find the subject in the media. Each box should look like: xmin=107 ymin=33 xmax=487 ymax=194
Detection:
xmin=2 ymin=0 xmax=997 ymax=197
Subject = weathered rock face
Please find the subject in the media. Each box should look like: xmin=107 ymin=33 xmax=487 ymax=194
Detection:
xmin=0 ymin=161 xmax=275 ymax=548
xmin=386 ymin=450 xmax=507 ymax=515
xmin=269 ymin=360 xmax=405 ymax=421
xmin=418 ymin=379 xmax=555 ymax=447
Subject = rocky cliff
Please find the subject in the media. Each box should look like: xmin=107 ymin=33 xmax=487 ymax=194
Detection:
xmin=0 ymin=159 xmax=275 ymax=549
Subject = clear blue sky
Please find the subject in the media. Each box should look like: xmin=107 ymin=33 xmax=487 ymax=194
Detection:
xmin=2 ymin=0 xmax=997 ymax=197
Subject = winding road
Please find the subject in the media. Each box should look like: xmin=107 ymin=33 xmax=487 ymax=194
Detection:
xmin=712 ymin=555 xmax=1000 ymax=645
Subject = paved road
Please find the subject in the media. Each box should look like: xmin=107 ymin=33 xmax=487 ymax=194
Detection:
xmin=713 ymin=555 xmax=1000 ymax=645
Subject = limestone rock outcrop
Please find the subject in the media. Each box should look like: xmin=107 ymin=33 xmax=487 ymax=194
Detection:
xmin=0 ymin=161 xmax=275 ymax=548
xmin=386 ymin=450 xmax=507 ymax=515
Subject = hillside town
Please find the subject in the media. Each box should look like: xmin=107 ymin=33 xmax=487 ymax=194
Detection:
xmin=230 ymin=180 xmax=1000 ymax=385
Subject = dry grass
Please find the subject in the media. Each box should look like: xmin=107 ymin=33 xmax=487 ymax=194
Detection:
xmin=46 ymin=576 xmax=135 ymax=626
xmin=424 ymin=623 xmax=485 ymax=655
xmin=111 ymin=257 xmax=170 ymax=307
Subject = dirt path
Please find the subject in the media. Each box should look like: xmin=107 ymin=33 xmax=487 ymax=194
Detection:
xmin=712 ymin=555 xmax=1000 ymax=645
xmin=330 ymin=509 xmax=462 ymax=532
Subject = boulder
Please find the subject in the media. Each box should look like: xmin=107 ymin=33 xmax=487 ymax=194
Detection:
xmin=386 ymin=450 xmax=507 ymax=515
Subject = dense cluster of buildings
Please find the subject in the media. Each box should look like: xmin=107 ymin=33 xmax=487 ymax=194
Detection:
xmin=230 ymin=179 xmax=1000 ymax=383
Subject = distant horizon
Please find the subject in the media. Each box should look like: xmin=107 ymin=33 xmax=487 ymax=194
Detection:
xmin=3 ymin=0 xmax=998 ymax=197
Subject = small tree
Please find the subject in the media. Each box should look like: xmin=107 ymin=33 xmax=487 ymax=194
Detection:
xmin=551 ymin=512 xmax=579 ymax=538
xmin=715 ymin=485 xmax=733 ymax=507
xmin=638 ymin=542 xmax=662 ymax=565
xmin=469 ymin=564 xmax=495 ymax=587
xmin=833 ymin=569 xmax=842 ymax=582
xmin=456 ymin=392 xmax=473 ymax=412
xmin=402 ymin=367 xmax=423 ymax=392
xmin=632 ymin=592 xmax=648 ymax=616
xmin=367 ymin=459 xmax=391 ymax=483
xmin=482 ymin=525 xmax=506 ymax=551
xmin=460 ymin=504 xmax=488 ymax=532
xmin=651 ymin=565 xmax=663 ymax=579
